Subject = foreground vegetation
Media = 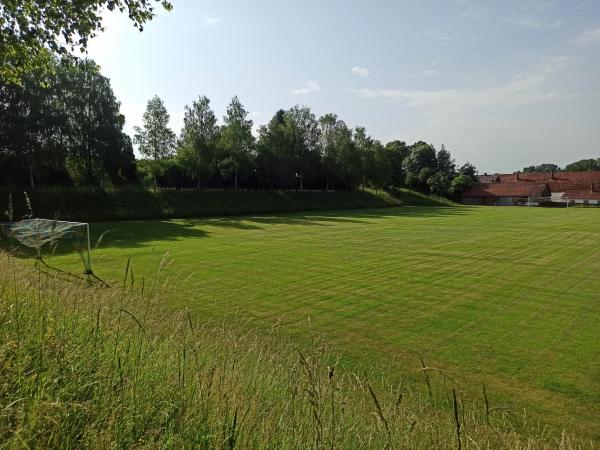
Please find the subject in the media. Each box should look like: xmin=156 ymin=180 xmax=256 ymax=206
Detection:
xmin=19 ymin=206 xmax=600 ymax=444
xmin=0 ymin=251 xmax=593 ymax=449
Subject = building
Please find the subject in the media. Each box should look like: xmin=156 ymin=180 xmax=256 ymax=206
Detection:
xmin=462 ymin=171 xmax=600 ymax=206
xmin=463 ymin=181 xmax=550 ymax=206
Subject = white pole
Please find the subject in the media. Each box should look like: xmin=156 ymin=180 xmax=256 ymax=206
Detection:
xmin=86 ymin=223 xmax=92 ymax=274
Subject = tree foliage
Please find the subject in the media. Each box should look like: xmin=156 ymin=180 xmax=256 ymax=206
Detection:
xmin=218 ymin=96 xmax=255 ymax=189
xmin=565 ymin=159 xmax=599 ymax=172
xmin=449 ymin=174 xmax=473 ymax=195
xmin=134 ymin=96 xmax=175 ymax=161
xmin=176 ymin=96 xmax=219 ymax=186
xmin=523 ymin=163 xmax=562 ymax=173
xmin=403 ymin=142 xmax=437 ymax=191
xmin=0 ymin=0 xmax=172 ymax=85
xmin=0 ymin=57 xmax=134 ymax=186
xmin=522 ymin=159 xmax=600 ymax=173
xmin=1 ymin=57 xmax=478 ymax=198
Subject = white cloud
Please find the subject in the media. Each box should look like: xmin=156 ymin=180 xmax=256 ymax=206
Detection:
xmin=506 ymin=14 xmax=561 ymax=29
xmin=351 ymin=66 xmax=370 ymax=78
xmin=350 ymin=57 xmax=572 ymax=117
xmin=460 ymin=6 xmax=487 ymax=20
xmin=422 ymin=69 xmax=443 ymax=78
xmin=576 ymin=25 xmax=600 ymax=45
xmin=291 ymin=80 xmax=321 ymax=95
xmin=196 ymin=10 xmax=219 ymax=27
xmin=506 ymin=1 xmax=561 ymax=29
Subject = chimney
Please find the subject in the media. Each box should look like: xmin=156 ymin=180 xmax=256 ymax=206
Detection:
xmin=516 ymin=171 xmax=520 ymax=181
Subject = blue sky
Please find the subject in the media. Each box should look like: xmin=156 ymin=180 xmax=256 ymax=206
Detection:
xmin=87 ymin=0 xmax=600 ymax=173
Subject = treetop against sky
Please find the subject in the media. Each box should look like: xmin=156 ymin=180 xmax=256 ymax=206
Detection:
xmin=1 ymin=1 xmax=599 ymax=173
xmin=84 ymin=0 xmax=600 ymax=173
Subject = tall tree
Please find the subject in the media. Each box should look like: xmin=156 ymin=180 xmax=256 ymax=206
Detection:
xmin=177 ymin=96 xmax=219 ymax=187
xmin=385 ymin=140 xmax=410 ymax=186
xmin=134 ymin=96 xmax=175 ymax=161
xmin=0 ymin=57 xmax=134 ymax=186
xmin=352 ymin=127 xmax=373 ymax=190
xmin=63 ymin=59 xmax=133 ymax=182
xmin=370 ymin=141 xmax=392 ymax=192
xmin=458 ymin=162 xmax=478 ymax=179
xmin=256 ymin=110 xmax=296 ymax=189
xmin=428 ymin=144 xmax=456 ymax=196
xmin=403 ymin=141 xmax=437 ymax=191
xmin=218 ymin=96 xmax=254 ymax=189
xmin=284 ymin=105 xmax=321 ymax=189
xmin=1 ymin=0 xmax=172 ymax=85
xmin=318 ymin=114 xmax=351 ymax=190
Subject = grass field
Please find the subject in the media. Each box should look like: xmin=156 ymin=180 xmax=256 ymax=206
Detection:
xmin=28 ymin=206 xmax=600 ymax=440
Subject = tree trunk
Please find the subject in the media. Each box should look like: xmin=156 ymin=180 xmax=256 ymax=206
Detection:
xmin=234 ymin=169 xmax=238 ymax=190
xmin=29 ymin=163 xmax=35 ymax=192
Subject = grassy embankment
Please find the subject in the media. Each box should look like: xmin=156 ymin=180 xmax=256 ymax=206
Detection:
xmin=0 ymin=186 xmax=451 ymax=222
xmin=0 ymin=251 xmax=591 ymax=449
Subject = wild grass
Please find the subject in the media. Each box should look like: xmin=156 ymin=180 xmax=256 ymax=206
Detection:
xmin=0 ymin=251 xmax=594 ymax=449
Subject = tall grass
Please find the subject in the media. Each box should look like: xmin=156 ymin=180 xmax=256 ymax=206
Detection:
xmin=0 ymin=252 xmax=591 ymax=449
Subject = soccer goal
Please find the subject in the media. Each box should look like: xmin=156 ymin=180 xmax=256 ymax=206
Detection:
xmin=1 ymin=218 xmax=93 ymax=275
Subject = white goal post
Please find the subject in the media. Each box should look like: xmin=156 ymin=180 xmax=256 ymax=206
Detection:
xmin=1 ymin=218 xmax=93 ymax=274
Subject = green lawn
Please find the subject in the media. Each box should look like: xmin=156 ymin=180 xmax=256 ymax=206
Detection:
xmin=42 ymin=206 xmax=600 ymax=439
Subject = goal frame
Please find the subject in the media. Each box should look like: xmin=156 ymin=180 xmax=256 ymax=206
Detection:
xmin=1 ymin=219 xmax=93 ymax=274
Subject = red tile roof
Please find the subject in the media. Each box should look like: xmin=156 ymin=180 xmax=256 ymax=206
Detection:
xmin=465 ymin=171 xmax=600 ymax=201
xmin=561 ymin=190 xmax=600 ymax=200
xmin=464 ymin=182 xmax=550 ymax=198
xmin=498 ymin=171 xmax=600 ymax=188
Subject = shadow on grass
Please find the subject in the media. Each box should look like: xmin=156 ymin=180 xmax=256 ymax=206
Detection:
xmin=1 ymin=219 xmax=209 ymax=259
xmin=2 ymin=206 xmax=471 ymax=258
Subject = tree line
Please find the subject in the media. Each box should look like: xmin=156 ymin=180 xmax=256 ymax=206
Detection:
xmin=1 ymin=57 xmax=477 ymax=197
xmin=134 ymin=94 xmax=477 ymax=196
xmin=523 ymin=158 xmax=600 ymax=173
xmin=0 ymin=58 xmax=135 ymax=187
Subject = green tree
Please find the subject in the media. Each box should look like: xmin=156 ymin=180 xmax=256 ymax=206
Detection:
xmin=403 ymin=141 xmax=437 ymax=191
xmin=318 ymin=114 xmax=355 ymax=190
xmin=370 ymin=141 xmax=392 ymax=192
xmin=176 ymin=96 xmax=219 ymax=187
xmin=523 ymin=163 xmax=562 ymax=173
xmin=565 ymin=159 xmax=599 ymax=172
xmin=385 ymin=140 xmax=410 ymax=186
xmin=352 ymin=127 xmax=374 ymax=190
xmin=0 ymin=57 xmax=134 ymax=186
xmin=428 ymin=144 xmax=456 ymax=196
xmin=284 ymin=105 xmax=321 ymax=189
xmin=218 ymin=96 xmax=255 ymax=189
xmin=449 ymin=174 xmax=474 ymax=196
xmin=458 ymin=162 xmax=477 ymax=179
xmin=1 ymin=0 xmax=172 ymax=85
xmin=134 ymin=96 xmax=175 ymax=161
xmin=63 ymin=59 xmax=134 ymax=183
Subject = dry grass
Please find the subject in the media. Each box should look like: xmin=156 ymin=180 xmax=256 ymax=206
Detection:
xmin=0 ymin=251 xmax=593 ymax=449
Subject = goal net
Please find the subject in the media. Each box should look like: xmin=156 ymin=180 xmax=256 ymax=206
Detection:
xmin=0 ymin=218 xmax=93 ymax=275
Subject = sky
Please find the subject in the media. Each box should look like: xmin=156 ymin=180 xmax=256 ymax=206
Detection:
xmin=86 ymin=0 xmax=600 ymax=173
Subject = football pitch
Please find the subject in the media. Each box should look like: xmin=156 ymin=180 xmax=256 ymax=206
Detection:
xmin=46 ymin=206 xmax=600 ymax=438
